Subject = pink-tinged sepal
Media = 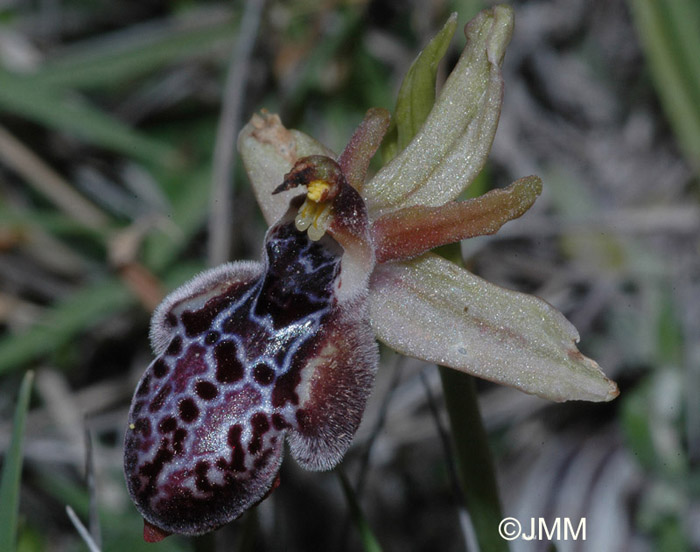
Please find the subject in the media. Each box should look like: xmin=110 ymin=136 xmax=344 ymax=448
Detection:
xmin=238 ymin=111 xmax=335 ymax=225
xmin=369 ymin=254 xmax=619 ymax=403
xmin=362 ymin=6 xmax=515 ymax=216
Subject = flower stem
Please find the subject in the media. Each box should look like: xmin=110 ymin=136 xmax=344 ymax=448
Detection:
xmin=439 ymin=367 xmax=507 ymax=552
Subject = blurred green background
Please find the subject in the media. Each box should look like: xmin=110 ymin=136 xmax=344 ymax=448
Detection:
xmin=1 ymin=0 xmax=699 ymax=551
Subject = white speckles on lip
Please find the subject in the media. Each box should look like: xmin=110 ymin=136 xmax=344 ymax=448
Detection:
xmin=125 ymin=213 xmax=379 ymax=536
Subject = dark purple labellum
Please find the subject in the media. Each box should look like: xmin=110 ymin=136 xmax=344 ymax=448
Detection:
xmin=124 ymin=178 xmax=377 ymax=537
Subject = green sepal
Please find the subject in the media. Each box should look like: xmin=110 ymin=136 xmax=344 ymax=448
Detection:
xmin=382 ymin=14 xmax=458 ymax=162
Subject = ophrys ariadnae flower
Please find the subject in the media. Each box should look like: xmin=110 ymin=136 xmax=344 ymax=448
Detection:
xmin=124 ymin=5 xmax=618 ymax=542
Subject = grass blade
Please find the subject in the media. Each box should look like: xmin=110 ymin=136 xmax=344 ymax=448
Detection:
xmin=627 ymin=0 xmax=700 ymax=175
xmin=0 ymin=70 xmax=176 ymax=165
xmin=27 ymin=17 xmax=238 ymax=90
xmin=0 ymin=279 xmax=132 ymax=376
xmin=0 ymin=370 xmax=35 ymax=551
xmin=66 ymin=506 xmax=101 ymax=552
xmin=337 ymin=469 xmax=383 ymax=552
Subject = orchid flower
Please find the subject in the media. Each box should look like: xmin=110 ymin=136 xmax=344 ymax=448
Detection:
xmin=124 ymin=5 xmax=618 ymax=541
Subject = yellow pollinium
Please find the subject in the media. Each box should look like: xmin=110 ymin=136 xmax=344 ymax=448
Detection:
xmin=306 ymin=179 xmax=332 ymax=202
xmin=295 ymin=180 xmax=334 ymax=241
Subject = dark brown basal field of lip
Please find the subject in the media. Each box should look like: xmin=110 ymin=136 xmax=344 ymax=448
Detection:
xmin=0 ymin=1 xmax=698 ymax=551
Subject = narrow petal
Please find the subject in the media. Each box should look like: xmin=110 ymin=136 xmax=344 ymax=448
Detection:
xmin=337 ymin=107 xmax=391 ymax=192
xmin=371 ymin=175 xmax=542 ymax=263
xmin=238 ymin=111 xmax=334 ymax=225
xmin=369 ymin=253 xmax=619 ymax=402
xmin=363 ymin=5 xmax=514 ymax=216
